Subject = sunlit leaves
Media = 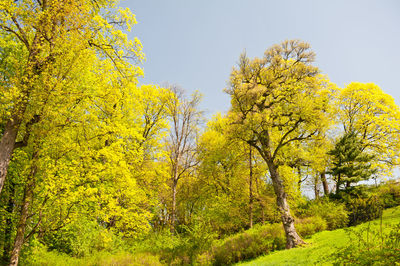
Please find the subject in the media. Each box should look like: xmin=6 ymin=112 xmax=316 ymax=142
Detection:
xmin=337 ymin=82 xmax=400 ymax=176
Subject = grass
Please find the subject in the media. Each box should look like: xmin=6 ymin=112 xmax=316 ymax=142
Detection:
xmin=237 ymin=206 xmax=400 ymax=266
xmin=25 ymin=250 xmax=163 ymax=266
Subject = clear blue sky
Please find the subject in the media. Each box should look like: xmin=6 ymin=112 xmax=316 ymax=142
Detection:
xmin=121 ymin=0 xmax=400 ymax=117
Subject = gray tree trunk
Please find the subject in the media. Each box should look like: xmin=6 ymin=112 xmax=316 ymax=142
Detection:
xmin=320 ymin=172 xmax=329 ymax=195
xmin=265 ymin=159 xmax=304 ymax=248
xmin=9 ymin=157 xmax=37 ymax=266
xmin=0 ymin=111 xmax=24 ymax=195
xmin=249 ymin=145 xmax=253 ymax=228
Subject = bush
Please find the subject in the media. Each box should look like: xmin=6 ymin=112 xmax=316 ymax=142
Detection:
xmin=131 ymin=219 xmax=217 ymax=265
xmin=208 ymin=223 xmax=285 ymax=266
xmin=41 ymin=217 xmax=120 ymax=257
xmin=295 ymin=216 xmax=327 ymax=238
xmin=377 ymin=181 xmax=400 ymax=208
xmin=346 ymin=195 xmax=383 ymax=226
xmin=297 ymin=199 xmax=349 ymax=230
xmin=333 ymin=223 xmax=400 ymax=265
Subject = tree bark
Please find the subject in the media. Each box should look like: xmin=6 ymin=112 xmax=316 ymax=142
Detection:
xmin=2 ymin=180 xmax=15 ymax=264
xmin=314 ymin=180 xmax=320 ymax=199
xmin=0 ymin=33 xmax=42 ymax=196
xmin=9 ymin=153 xmax=37 ymax=266
xmin=320 ymin=172 xmax=329 ymax=195
xmin=171 ymin=178 xmax=178 ymax=232
xmin=249 ymin=145 xmax=253 ymax=228
xmin=0 ymin=109 xmax=25 ymax=195
xmin=261 ymin=205 xmax=265 ymax=224
xmin=265 ymin=159 xmax=304 ymax=248
xmin=336 ymin=174 xmax=341 ymax=194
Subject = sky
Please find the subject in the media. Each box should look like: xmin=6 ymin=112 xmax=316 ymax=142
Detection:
xmin=121 ymin=0 xmax=400 ymax=117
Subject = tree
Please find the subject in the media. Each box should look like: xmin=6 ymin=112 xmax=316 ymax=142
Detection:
xmin=337 ymin=82 xmax=400 ymax=176
xmin=226 ymin=40 xmax=332 ymax=248
xmin=328 ymin=131 xmax=376 ymax=193
xmin=0 ymin=0 xmax=143 ymax=195
xmin=165 ymin=86 xmax=202 ymax=231
xmin=194 ymin=114 xmax=273 ymax=235
xmin=0 ymin=1 xmax=148 ymax=264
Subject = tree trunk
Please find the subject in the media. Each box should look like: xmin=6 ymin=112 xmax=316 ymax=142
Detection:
xmin=0 ymin=109 xmax=25 ymax=195
xmin=9 ymin=154 xmax=37 ymax=266
xmin=314 ymin=180 xmax=320 ymax=199
xmin=266 ymin=159 xmax=304 ymax=249
xmin=0 ymin=33 xmax=42 ymax=196
xmin=336 ymin=174 xmax=341 ymax=194
xmin=297 ymin=167 xmax=302 ymax=192
xmin=249 ymin=145 xmax=253 ymax=228
xmin=2 ymin=180 xmax=16 ymax=264
xmin=261 ymin=205 xmax=265 ymax=224
xmin=171 ymin=179 xmax=177 ymax=232
xmin=320 ymin=172 xmax=329 ymax=195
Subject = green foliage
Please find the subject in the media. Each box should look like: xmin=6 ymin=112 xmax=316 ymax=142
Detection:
xmin=297 ymin=199 xmax=349 ymax=230
xmin=334 ymin=223 xmax=400 ymax=265
xmin=328 ymin=131 xmax=376 ymax=191
xmin=26 ymin=246 xmax=162 ymax=266
xmin=337 ymin=83 xmax=400 ymax=176
xmin=41 ymin=217 xmax=121 ymax=258
xmin=295 ymin=216 xmax=327 ymax=238
xmin=377 ymin=181 xmax=400 ymax=208
xmin=239 ymin=206 xmax=400 ymax=266
xmin=1 ymin=1 xmax=400 ymax=263
xmin=345 ymin=194 xmax=383 ymax=226
xmin=210 ymin=223 xmax=285 ymax=266
xmin=204 ymin=217 xmax=326 ymax=265
xmin=131 ymin=220 xmax=217 ymax=265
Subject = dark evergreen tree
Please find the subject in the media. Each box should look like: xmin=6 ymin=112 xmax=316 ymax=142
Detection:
xmin=328 ymin=131 xmax=376 ymax=193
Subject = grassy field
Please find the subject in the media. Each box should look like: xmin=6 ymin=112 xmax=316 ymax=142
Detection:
xmin=237 ymin=206 xmax=400 ymax=266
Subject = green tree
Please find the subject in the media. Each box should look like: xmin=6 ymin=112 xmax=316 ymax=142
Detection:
xmin=226 ymin=40 xmax=332 ymax=248
xmin=328 ymin=131 xmax=376 ymax=193
xmin=337 ymin=82 xmax=400 ymax=176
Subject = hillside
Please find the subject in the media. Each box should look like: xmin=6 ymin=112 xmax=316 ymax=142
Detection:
xmin=238 ymin=206 xmax=400 ymax=265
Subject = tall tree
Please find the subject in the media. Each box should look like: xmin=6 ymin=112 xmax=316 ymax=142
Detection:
xmin=0 ymin=1 xmax=149 ymax=264
xmin=195 ymin=114 xmax=271 ymax=234
xmin=337 ymin=82 xmax=400 ymax=176
xmin=0 ymin=0 xmax=143 ymax=195
xmin=165 ymin=86 xmax=202 ymax=231
xmin=226 ymin=40 xmax=331 ymax=248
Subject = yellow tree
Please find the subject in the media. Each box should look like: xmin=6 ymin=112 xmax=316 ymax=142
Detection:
xmin=337 ymin=82 xmax=400 ymax=177
xmin=5 ymin=47 xmax=153 ymax=266
xmin=0 ymin=0 xmax=143 ymax=195
xmin=226 ymin=40 xmax=331 ymax=248
xmin=0 ymin=1 xmax=146 ymax=264
xmin=196 ymin=114 xmax=272 ymax=233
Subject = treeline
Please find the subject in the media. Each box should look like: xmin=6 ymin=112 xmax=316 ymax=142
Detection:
xmin=1 ymin=1 xmax=400 ymax=265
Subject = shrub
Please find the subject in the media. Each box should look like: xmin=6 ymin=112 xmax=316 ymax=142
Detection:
xmin=377 ymin=181 xmax=400 ymax=208
xmin=346 ymin=195 xmax=383 ymax=226
xmin=333 ymin=223 xmax=400 ymax=265
xmin=41 ymin=217 xmax=120 ymax=258
xmin=295 ymin=216 xmax=327 ymax=238
xmin=209 ymin=223 xmax=285 ymax=266
xmin=131 ymin=219 xmax=217 ymax=265
xmin=297 ymin=199 xmax=349 ymax=230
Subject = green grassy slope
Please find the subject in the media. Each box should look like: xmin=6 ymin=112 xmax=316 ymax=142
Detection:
xmin=237 ymin=206 xmax=400 ymax=266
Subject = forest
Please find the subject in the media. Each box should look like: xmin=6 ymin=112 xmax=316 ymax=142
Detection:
xmin=0 ymin=1 xmax=400 ymax=265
